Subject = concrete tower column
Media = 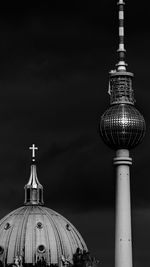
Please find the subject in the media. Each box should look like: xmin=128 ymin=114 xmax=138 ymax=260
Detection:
xmin=99 ymin=1 xmax=146 ymax=266
xmin=114 ymin=149 xmax=132 ymax=267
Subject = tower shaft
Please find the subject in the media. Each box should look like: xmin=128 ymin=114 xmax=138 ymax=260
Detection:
xmin=114 ymin=149 xmax=132 ymax=267
xmin=99 ymin=0 xmax=146 ymax=266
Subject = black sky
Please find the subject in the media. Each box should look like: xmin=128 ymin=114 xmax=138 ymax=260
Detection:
xmin=0 ymin=2 xmax=150 ymax=267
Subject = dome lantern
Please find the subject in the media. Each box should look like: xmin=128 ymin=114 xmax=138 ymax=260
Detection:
xmin=24 ymin=144 xmax=44 ymax=205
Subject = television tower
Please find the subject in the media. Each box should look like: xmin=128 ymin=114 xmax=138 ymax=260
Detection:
xmin=99 ymin=1 xmax=146 ymax=267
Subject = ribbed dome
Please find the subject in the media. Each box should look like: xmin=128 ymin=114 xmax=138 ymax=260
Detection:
xmin=0 ymin=205 xmax=87 ymax=266
xmin=0 ymin=146 xmax=93 ymax=267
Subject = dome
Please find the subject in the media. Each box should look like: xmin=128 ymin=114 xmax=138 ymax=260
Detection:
xmin=0 ymin=146 xmax=94 ymax=267
xmin=0 ymin=206 xmax=87 ymax=266
xmin=100 ymin=104 xmax=146 ymax=150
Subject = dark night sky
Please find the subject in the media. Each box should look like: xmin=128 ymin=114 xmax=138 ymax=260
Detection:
xmin=0 ymin=1 xmax=150 ymax=267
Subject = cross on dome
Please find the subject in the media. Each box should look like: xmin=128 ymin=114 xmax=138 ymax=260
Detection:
xmin=118 ymin=0 xmax=124 ymax=3
xmin=29 ymin=144 xmax=38 ymax=161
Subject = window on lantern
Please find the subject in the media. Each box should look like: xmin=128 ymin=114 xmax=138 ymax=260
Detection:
xmin=27 ymin=188 xmax=30 ymax=202
xmin=39 ymin=188 xmax=42 ymax=203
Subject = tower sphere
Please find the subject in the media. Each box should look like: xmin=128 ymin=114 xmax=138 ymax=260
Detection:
xmin=100 ymin=104 xmax=146 ymax=150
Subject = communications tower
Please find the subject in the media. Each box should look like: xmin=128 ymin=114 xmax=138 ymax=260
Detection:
xmin=99 ymin=1 xmax=146 ymax=267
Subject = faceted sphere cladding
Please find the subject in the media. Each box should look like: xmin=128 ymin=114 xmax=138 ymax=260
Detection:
xmin=100 ymin=104 xmax=146 ymax=149
xmin=0 ymin=206 xmax=87 ymax=266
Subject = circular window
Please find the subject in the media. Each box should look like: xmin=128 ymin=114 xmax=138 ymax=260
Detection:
xmin=66 ymin=223 xmax=71 ymax=231
xmin=37 ymin=245 xmax=46 ymax=253
xmin=4 ymin=223 xmax=11 ymax=230
xmin=37 ymin=222 xmax=43 ymax=229
xmin=0 ymin=246 xmax=4 ymax=255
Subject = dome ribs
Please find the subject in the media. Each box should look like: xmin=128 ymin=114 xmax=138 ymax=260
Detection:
xmin=0 ymin=204 xmax=88 ymax=266
xmin=38 ymin=207 xmax=51 ymax=266
xmin=43 ymin=208 xmax=63 ymax=266
xmin=6 ymin=207 xmax=25 ymax=264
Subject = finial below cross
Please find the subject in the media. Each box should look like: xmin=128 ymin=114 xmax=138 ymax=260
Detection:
xmin=29 ymin=144 xmax=38 ymax=161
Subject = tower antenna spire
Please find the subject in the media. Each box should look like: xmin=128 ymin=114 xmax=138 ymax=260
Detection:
xmin=117 ymin=0 xmax=126 ymax=71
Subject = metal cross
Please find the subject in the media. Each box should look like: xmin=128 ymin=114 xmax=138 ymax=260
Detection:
xmin=29 ymin=144 xmax=38 ymax=159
